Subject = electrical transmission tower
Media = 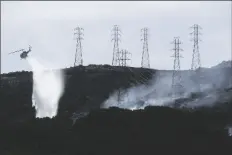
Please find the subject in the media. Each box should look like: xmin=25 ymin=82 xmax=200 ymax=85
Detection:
xmin=117 ymin=49 xmax=132 ymax=67
xmin=74 ymin=27 xmax=84 ymax=66
xmin=116 ymin=49 xmax=131 ymax=104
xmin=111 ymin=25 xmax=121 ymax=66
xmin=190 ymin=24 xmax=202 ymax=70
xmin=190 ymin=24 xmax=203 ymax=92
xmin=171 ymin=37 xmax=184 ymax=97
xmin=141 ymin=27 xmax=150 ymax=68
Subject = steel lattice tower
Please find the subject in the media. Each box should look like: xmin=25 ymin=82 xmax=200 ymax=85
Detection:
xmin=74 ymin=27 xmax=84 ymax=66
xmin=111 ymin=25 xmax=121 ymax=66
xmin=116 ymin=49 xmax=131 ymax=104
xmin=190 ymin=24 xmax=202 ymax=70
xmin=190 ymin=24 xmax=203 ymax=92
xmin=171 ymin=37 xmax=184 ymax=97
xmin=117 ymin=49 xmax=132 ymax=67
xmin=141 ymin=28 xmax=150 ymax=68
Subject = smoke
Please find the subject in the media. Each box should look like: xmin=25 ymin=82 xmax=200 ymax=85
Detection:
xmin=102 ymin=67 xmax=230 ymax=110
xmin=228 ymin=127 xmax=232 ymax=136
xmin=101 ymin=71 xmax=174 ymax=110
xmin=27 ymin=57 xmax=65 ymax=118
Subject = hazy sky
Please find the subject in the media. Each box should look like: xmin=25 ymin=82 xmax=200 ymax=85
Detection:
xmin=1 ymin=1 xmax=231 ymax=73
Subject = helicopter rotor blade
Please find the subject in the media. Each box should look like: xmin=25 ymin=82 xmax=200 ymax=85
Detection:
xmin=8 ymin=52 xmax=16 ymax=55
xmin=8 ymin=49 xmax=24 ymax=54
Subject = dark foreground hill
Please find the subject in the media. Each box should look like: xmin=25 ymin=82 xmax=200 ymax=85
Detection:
xmin=1 ymin=106 xmax=232 ymax=155
xmin=1 ymin=65 xmax=232 ymax=155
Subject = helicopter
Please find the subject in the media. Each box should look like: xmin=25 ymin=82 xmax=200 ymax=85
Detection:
xmin=9 ymin=45 xmax=32 ymax=60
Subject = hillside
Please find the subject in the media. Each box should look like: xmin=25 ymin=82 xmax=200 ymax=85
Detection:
xmin=1 ymin=64 xmax=232 ymax=155
xmin=1 ymin=106 xmax=232 ymax=155
xmin=1 ymin=64 xmax=232 ymax=122
xmin=211 ymin=60 xmax=232 ymax=69
xmin=0 ymin=65 xmax=155 ymax=124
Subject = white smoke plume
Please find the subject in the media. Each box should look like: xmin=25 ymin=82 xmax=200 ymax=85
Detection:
xmin=102 ymin=68 xmax=231 ymax=110
xmin=27 ymin=57 xmax=65 ymax=118
xmin=101 ymin=71 xmax=174 ymax=110
xmin=228 ymin=127 xmax=232 ymax=136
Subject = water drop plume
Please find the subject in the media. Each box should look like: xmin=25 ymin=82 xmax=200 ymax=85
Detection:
xmin=27 ymin=57 xmax=65 ymax=118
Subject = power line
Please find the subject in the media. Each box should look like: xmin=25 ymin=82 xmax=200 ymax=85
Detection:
xmin=111 ymin=25 xmax=121 ymax=66
xmin=141 ymin=27 xmax=150 ymax=68
xmin=171 ymin=37 xmax=184 ymax=97
xmin=74 ymin=27 xmax=84 ymax=66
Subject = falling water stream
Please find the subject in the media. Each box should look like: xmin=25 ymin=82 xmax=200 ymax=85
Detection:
xmin=27 ymin=57 xmax=65 ymax=118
